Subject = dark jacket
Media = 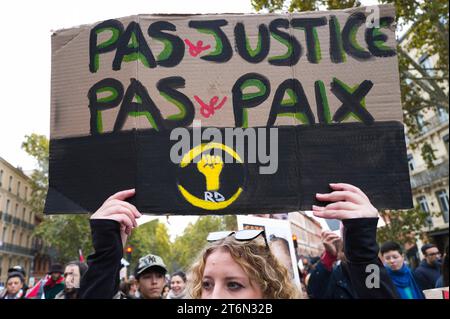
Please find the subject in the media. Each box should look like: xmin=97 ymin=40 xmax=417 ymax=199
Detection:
xmin=80 ymin=220 xmax=122 ymax=299
xmin=80 ymin=217 xmax=398 ymax=299
xmin=307 ymin=218 xmax=399 ymax=299
xmin=414 ymin=259 xmax=442 ymax=291
xmin=308 ymin=261 xmax=354 ymax=299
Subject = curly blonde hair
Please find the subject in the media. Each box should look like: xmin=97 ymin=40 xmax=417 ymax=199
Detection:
xmin=188 ymin=236 xmax=300 ymax=299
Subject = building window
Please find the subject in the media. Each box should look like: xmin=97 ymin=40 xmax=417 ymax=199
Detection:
xmin=417 ymin=196 xmax=433 ymax=227
xmin=1 ymin=226 xmax=7 ymax=244
xmin=417 ymin=196 xmax=430 ymax=213
xmin=407 ymin=154 xmax=415 ymax=171
xmin=437 ymin=107 xmax=449 ymax=123
xmin=19 ymin=232 xmax=23 ymax=246
xmin=436 ymin=190 xmax=449 ymax=223
xmin=6 ymin=199 xmax=10 ymax=214
xmin=17 ymin=181 xmax=21 ymax=197
xmin=22 ymin=208 xmax=26 ymax=221
xmin=24 ymin=186 xmax=28 ymax=201
xmin=8 ymin=176 xmax=12 ymax=192
xmin=0 ymin=169 xmax=3 ymax=186
xmin=11 ymin=229 xmax=16 ymax=245
xmin=419 ymin=54 xmax=434 ymax=76
xmin=15 ymin=203 xmax=19 ymax=216
xmin=444 ymin=134 xmax=449 ymax=155
xmin=415 ymin=113 xmax=426 ymax=133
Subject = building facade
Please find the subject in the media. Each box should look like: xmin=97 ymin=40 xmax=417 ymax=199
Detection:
xmin=0 ymin=156 xmax=50 ymax=286
xmin=289 ymin=211 xmax=323 ymax=257
xmin=253 ymin=212 xmax=323 ymax=257
xmin=407 ymin=108 xmax=449 ymax=252
xmin=399 ymin=33 xmax=449 ymax=255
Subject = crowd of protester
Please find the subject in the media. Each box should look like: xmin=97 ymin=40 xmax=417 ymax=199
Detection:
xmin=1 ymin=184 xmax=448 ymax=299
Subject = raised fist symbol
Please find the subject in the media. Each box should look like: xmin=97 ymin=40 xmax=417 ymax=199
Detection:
xmin=197 ymin=154 xmax=223 ymax=191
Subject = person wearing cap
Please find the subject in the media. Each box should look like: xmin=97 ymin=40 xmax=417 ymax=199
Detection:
xmin=7 ymin=265 xmax=29 ymax=296
xmin=44 ymin=263 xmax=65 ymax=299
xmin=0 ymin=272 xmax=25 ymax=299
xmin=55 ymin=261 xmax=88 ymax=299
xmin=133 ymin=254 xmax=168 ymax=299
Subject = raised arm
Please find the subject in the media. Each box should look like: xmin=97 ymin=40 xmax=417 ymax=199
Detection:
xmin=312 ymin=183 xmax=399 ymax=299
xmin=79 ymin=189 xmax=141 ymax=299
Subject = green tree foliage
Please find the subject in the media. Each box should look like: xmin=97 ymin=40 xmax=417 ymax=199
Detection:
xmin=22 ymin=134 xmax=92 ymax=263
xmin=252 ymin=0 xmax=356 ymax=12
xmin=222 ymin=215 xmax=238 ymax=230
xmin=170 ymin=216 xmax=224 ymax=272
xmin=33 ymin=214 xmax=93 ymax=264
xmin=126 ymin=220 xmax=161 ymax=272
xmin=378 ymin=207 xmax=435 ymax=246
xmin=420 ymin=142 xmax=438 ymax=169
xmin=21 ymin=134 xmax=49 ymax=215
xmin=127 ymin=215 xmax=236 ymax=274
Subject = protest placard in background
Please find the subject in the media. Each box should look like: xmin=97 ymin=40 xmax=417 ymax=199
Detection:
xmin=237 ymin=215 xmax=302 ymax=291
xmin=423 ymin=287 xmax=449 ymax=299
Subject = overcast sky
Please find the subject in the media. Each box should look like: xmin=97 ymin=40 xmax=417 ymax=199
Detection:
xmin=0 ymin=0 xmax=381 ymax=241
xmin=0 ymin=0 xmax=257 ymax=240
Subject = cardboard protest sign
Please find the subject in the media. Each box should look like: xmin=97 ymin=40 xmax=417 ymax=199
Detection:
xmin=45 ymin=5 xmax=412 ymax=214
xmin=237 ymin=215 xmax=302 ymax=291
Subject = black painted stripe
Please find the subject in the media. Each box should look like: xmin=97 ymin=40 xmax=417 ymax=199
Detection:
xmin=45 ymin=121 xmax=412 ymax=214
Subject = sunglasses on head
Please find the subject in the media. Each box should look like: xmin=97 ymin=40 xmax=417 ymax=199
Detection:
xmin=207 ymin=229 xmax=268 ymax=247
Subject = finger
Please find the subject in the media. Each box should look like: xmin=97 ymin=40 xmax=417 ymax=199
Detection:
xmin=316 ymin=191 xmax=364 ymax=205
xmin=331 ymin=237 xmax=342 ymax=244
xmin=321 ymin=230 xmax=331 ymax=237
xmin=323 ymin=232 xmax=340 ymax=242
xmin=120 ymin=201 xmax=141 ymax=219
xmin=120 ymin=224 xmax=129 ymax=238
xmin=114 ymin=214 xmax=134 ymax=230
xmin=321 ymin=230 xmax=331 ymax=240
xmin=323 ymin=231 xmax=339 ymax=239
xmin=118 ymin=202 xmax=141 ymax=220
xmin=120 ymin=224 xmax=129 ymax=237
xmin=104 ymin=199 xmax=142 ymax=218
xmin=325 ymin=201 xmax=358 ymax=211
xmin=109 ymin=206 xmax=137 ymax=228
xmin=329 ymin=183 xmax=369 ymax=201
xmin=312 ymin=205 xmax=325 ymax=211
xmin=313 ymin=209 xmax=347 ymax=220
xmin=325 ymin=234 xmax=340 ymax=242
xmin=108 ymin=189 xmax=136 ymax=202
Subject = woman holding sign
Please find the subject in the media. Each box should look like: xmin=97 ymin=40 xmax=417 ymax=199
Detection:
xmin=79 ymin=183 xmax=398 ymax=299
